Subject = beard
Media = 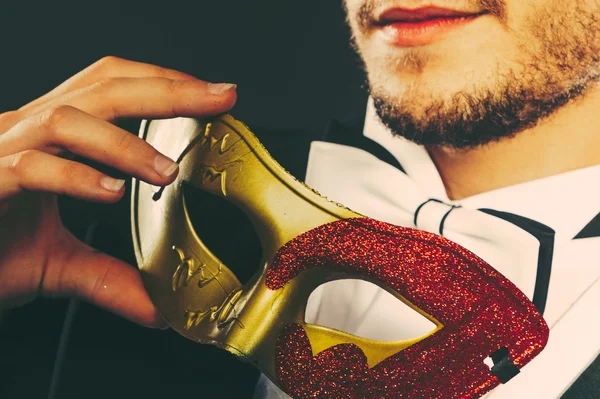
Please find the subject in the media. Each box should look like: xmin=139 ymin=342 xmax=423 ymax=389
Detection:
xmin=351 ymin=0 xmax=600 ymax=149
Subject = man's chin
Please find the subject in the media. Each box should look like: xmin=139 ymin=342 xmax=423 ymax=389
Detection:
xmin=370 ymin=89 xmax=504 ymax=149
xmin=369 ymin=64 xmax=482 ymax=102
xmin=370 ymin=85 xmax=457 ymax=119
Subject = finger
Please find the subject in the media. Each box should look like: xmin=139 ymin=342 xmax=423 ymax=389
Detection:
xmin=20 ymin=56 xmax=199 ymax=114
xmin=42 ymin=237 xmax=166 ymax=328
xmin=24 ymin=77 xmax=237 ymax=122
xmin=0 ymin=150 xmax=125 ymax=202
xmin=0 ymin=110 xmax=23 ymax=135
xmin=0 ymin=106 xmax=179 ymax=186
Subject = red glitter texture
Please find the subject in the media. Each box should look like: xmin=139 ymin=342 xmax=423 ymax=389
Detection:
xmin=266 ymin=218 xmax=549 ymax=399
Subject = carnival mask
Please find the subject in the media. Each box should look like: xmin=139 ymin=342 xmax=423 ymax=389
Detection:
xmin=131 ymin=115 xmax=549 ymax=398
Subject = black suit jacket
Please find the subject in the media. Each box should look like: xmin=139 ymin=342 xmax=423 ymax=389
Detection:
xmin=0 ymin=116 xmax=598 ymax=399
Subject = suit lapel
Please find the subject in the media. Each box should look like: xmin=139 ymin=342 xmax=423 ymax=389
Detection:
xmin=574 ymin=213 xmax=600 ymax=239
xmin=562 ymin=354 xmax=600 ymax=398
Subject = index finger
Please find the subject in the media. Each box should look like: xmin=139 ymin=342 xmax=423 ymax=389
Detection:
xmin=36 ymin=77 xmax=238 ymax=122
xmin=20 ymin=56 xmax=199 ymax=114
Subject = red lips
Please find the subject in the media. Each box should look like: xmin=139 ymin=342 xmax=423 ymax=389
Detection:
xmin=373 ymin=6 xmax=487 ymax=47
xmin=267 ymin=218 xmax=549 ymax=399
xmin=376 ymin=6 xmax=481 ymax=24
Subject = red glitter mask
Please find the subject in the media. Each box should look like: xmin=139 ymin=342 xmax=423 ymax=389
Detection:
xmin=132 ymin=115 xmax=549 ymax=399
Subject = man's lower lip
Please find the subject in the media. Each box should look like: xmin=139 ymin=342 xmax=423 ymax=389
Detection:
xmin=376 ymin=15 xmax=483 ymax=47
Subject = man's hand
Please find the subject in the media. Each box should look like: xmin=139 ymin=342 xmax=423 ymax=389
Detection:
xmin=0 ymin=56 xmax=237 ymax=328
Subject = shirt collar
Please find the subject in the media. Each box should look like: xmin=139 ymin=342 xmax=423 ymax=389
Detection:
xmin=362 ymin=97 xmax=600 ymax=244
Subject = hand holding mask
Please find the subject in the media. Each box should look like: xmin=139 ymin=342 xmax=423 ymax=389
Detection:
xmin=131 ymin=114 xmax=549 ymax=399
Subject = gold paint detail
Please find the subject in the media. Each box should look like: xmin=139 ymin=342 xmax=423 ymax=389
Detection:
xmin=200 ymin=123 xmax=234 ymax=154
xmin=184 ymin=288 xmax=245 ymax=331
xmin=198 ymin=264 xmax=223 ymax=287
xmin=196 ymin=161 xmax=243 ymax=197
xmin=171 ymin=246 xmax=223 ymax=292
xmin=304 ymin=322 xmax=443 ymax=369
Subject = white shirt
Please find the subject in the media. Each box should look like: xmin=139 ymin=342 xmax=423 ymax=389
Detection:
xmin=255 ymin=99 xmax=600 ymax=399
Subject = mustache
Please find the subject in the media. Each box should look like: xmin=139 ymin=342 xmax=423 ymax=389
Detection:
xmin=355 ymin=0 xmax=506 ymax=31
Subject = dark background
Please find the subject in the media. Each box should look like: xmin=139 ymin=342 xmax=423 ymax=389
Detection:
xmin=0 ymin=0 xmax=367 ymax=128
xmin=0 ymin=1 xmax=367 ymax=398
xmin=1 ymin=2 xmax=600 ymax=398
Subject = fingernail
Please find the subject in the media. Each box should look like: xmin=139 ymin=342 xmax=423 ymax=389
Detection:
xmin=101 ymin=177 xmax=126 ymax=192
xmin=154 ymin=154 xmax=178 ymax=178
xmin=207 ymin=83 xmax=237 ymax=95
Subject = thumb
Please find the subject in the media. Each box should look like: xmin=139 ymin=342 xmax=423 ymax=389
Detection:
xmin=44 ymin=237 xmax=167 ymax=329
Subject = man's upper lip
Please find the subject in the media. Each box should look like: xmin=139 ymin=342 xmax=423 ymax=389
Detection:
xmin=375 ymin=6 xmax=484 ymax=24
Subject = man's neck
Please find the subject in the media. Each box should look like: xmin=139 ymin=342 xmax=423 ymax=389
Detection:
xmin=428 ymin=84 xmax=600 ymax=201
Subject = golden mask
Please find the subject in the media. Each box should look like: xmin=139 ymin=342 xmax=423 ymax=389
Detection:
xmin=131 ymin=115 xmax=548 ymax=398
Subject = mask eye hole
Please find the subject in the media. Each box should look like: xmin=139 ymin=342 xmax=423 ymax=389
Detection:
xmin=304 ymin=279 xmax=437 ymax=342
xmin=183 ymin=182 xmax=262 ymax=284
